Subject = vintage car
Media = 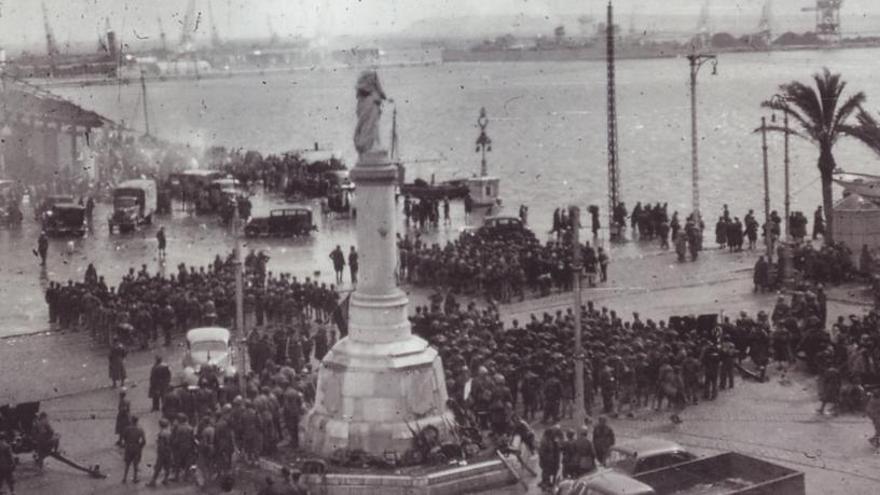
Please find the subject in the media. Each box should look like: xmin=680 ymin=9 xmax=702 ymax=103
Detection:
xmin=479 ymin=215 xmax=525 ymax=236
xmin=556 ymin=468 xmax=655 ymax=495
xmin=34 ymin=195 xmax=75 ymax=221
xmin=181 ymin=327 xmax=237 ymax=383
xmin=42 ymin=202 xmax=87 ymax=237
xmin=244 ymin=208 xmax=316 ymax=237
xmin=604 ymin=438 xmax=696 ymax=476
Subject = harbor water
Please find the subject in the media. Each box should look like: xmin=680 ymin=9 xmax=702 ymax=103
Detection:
xmin=53 ymin=47 xmax=880 ymax=235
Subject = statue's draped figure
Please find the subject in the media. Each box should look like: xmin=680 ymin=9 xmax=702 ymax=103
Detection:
xmin=354 ymin=70 xmax=387 ymax=157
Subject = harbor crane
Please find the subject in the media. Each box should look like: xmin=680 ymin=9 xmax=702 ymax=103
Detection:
xmin=757 ymin=0 xmax=773 ymax=43
xmin=180 ymin=0 xmax=197 ymax=51
xmin=802 ymin=0 xmax=843 ymax=41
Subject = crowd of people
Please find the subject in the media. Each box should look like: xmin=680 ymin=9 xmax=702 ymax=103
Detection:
xmin=398 ymin=221 xmax=610 ymax=303
xmin=403 ymin=195 xmax=450 ymax=231
xmin=44 ymin=250 xmax=341 ymax=352
xmin=766 ymin=289 xmax=880 ymax=416
xmin=48 ymin=249 xmax=343 ymax=490
xmin=413 ymin=293 xmax=775 ymax=436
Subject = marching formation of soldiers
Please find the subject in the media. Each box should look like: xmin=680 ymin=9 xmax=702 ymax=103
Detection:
xmin=44 ymin=251 xmax=340 ymax=351
xmin=412 ymin=294 xmax=769 ymax=444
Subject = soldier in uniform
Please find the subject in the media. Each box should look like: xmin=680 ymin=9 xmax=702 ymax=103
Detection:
xmin=121 ymin=416 xmax=146 ymax=484
xmin=146 ymin=418 xmax=173 ymax=487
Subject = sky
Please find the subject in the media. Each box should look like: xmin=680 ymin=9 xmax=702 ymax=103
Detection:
xmin=1 ymin=0 xmax=879 ymax=51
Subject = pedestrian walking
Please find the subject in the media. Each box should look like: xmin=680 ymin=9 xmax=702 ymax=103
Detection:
xmin=753 ymin=256 xmax=769 ymax=292
xmin=813 ymin=206 xmax=825 ymax=240
xmin=36 ymin=231 xmax=49 ymax=266
xmin=156 ymin=227 xmax=167 ymax=259
xmin=818 ymin=365 xmax=841 ymax=415
xmin=443 ymin=197 xmax=451 ymax=225
xmin=348 ymin=246 xmax=359 ymax=285
xmin=109 ymin=338 xmax=127 ymax=388
xmin=572 ymin=426 xmax=598 ymax=477
xmin=0 ymin=433 xmax=15 ymax=495
xmin=597 ymin=247 xmax=609 ymax=283
xmin=589 ymin=205 xmax=600 ymax=237
xmin=146 ymin=418 xmax=173 ymax=487
xmin=592 ymin=416 xmax=615 ymax=465
xmin=867 ymin=392 xmax=880 ymax=449
xmin=115 ymin=389 xmax=131 ymax=446
xmin=538 ymin=427 xmax=561 ymax=489
xmin=330 ymin=245 xmax=345 ymax=284
xmin=121 ymin=416 xmax=146 ymax=484
xmin=149 ymin=356 xmax=171 ymax=412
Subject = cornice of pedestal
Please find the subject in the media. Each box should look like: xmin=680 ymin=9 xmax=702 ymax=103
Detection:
xmin=351 ymin=149 xmax=399 ymax=183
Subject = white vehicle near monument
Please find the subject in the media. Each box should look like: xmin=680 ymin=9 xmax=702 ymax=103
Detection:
xmin=181 ymin=327 xmax=237 ymax=384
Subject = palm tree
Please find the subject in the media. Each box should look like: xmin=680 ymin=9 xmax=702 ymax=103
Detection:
xmin=762 ymin=68 xmax=875 ymax=243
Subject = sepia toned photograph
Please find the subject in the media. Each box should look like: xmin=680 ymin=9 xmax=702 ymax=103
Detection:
xmin=1 ymin=1 xmax=879 ymax=493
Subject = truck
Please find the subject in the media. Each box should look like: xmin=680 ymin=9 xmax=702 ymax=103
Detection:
xmin=108 ymin=179 xmax=157 ymax=233
xmin=558 ymin=452 xmax=804 ymax=495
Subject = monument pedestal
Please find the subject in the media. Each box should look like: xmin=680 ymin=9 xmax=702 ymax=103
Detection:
xmin=302 ymin=150 xmax=452 ymax=457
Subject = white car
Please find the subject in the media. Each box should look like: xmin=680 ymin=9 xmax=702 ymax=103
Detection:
xmin=182 ymin=327 xmax=237 ymax=383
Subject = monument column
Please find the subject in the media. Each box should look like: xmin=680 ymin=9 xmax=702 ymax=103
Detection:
xmin=302 ymin=71 xmax=452 ymax=458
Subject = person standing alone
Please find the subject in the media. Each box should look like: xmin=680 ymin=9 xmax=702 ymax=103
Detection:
xmin=330 ymin=245 xmax=345 ymax=284
xmin=36 ymin=231 xmax=49 ymax=266
xmin=348 ymin=246 xmax=359 ymax=286
xmin=122 ymin=416 xmax=146 ymax=484
xmin=156 ymin=227 xmax=167 ymax=259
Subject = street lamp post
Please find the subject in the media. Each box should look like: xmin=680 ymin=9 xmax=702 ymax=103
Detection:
xmin=686 ymin=53 xmax=718 ymax=228
xmin=760 ymin=116 xmax=773 ymax=264
xmin=475 ymin=107 xmax=492 ymax=177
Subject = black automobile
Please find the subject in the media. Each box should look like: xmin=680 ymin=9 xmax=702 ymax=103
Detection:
xmin=479 ymin=215 xmax=525 ymax=235
xmin=244 ymin=208 xmax=317 ymax=237
xmin=42 ymin=203 xmax=87 ymax=237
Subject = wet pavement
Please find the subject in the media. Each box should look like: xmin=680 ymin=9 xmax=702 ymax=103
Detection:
xmin=4 ymin=191 xmax=879 ymax=494
xmin=0 ymin=189 xmax=687 ymax=339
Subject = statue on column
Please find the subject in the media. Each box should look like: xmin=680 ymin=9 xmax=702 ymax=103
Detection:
xmin=354 ymin=70 xmax=388 ymax=159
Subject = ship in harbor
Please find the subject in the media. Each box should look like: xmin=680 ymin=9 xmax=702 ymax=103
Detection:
xmin=440 ymin=26 xmax=880 ymax=64
xmin=441 ymin=1 xmax=880 ymax=64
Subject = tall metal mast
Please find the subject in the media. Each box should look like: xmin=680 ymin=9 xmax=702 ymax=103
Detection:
xmin=606 ymin=1 xmax=621 ymax=240
xmin=41 ymin=2 xmax=59 ymax=75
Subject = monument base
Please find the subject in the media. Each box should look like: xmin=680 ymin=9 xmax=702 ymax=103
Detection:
xmin=256 ymin=456 xmax=519 ymax=495
xmin=301 ymin=335 xmax=454 ymax=457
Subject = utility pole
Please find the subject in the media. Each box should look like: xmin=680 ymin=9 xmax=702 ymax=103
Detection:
xmin=570 ymin=206 xmax=586 ymax=428
xmin=761 ymin=117 xmax=773 ymax=263
xmin=606 ymin=1 xmax=622 ymax=241
xmin=783 ymin=110 xmax=790 ymax=240
xmin=233 ymin=202 xmax=246 ymax=388
xmin=686 ymin=52 xmax=717 ymax=229
xmin=139 ymin=71 xmax=150 ymax=136
xmin=769 ymin=94 xmax=790 ymax=240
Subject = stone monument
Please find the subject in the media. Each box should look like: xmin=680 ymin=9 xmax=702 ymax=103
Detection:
xmin=301 ymin=71 xmax=453 ymax=457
